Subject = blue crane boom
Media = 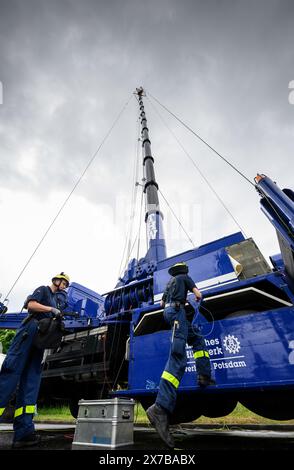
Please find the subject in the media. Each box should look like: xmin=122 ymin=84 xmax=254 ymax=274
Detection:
xmin=255 ymin=173 xmax=294 ymax=291
xmin=1 ymin=89 xmax=294 ymax=425
xmin=115 ymin=88 xmax=167 ymax=288
xmin=137 ymin=88 xmax=167 ymax=264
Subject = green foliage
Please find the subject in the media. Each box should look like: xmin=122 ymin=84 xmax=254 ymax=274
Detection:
xmin=35 ymin=402 xmax=248 ymax=424
xmin=35 ymin=406 xmax=74 ymax=423
xmin=0 ymin=329 xmax=16 ymax=353
xmin=35 ymin=402 xmax=294 ymax=425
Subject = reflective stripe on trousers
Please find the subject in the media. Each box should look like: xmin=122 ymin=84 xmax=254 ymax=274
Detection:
xmin=0 ymin=319 xmax=44 ymax=441
xmin=156 ymin=306 xmax=212 ymax=414
xmin=193 ymin=350 xmax=209 ymax=359
xmin=161 ymin=371 xmax=180 ymax=389
xmin=14 ymin=405 xmax=36 ymax=418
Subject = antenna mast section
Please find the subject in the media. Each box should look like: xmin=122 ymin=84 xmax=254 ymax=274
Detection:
xmin=135 ymin=87 xmax=167 ymax=262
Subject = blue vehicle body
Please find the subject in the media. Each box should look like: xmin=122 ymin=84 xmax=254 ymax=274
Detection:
xmin=1 ymin=90 xmax=294 ymax=421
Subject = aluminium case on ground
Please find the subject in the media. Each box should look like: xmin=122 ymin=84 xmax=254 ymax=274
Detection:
xmin=72 ymin=397 xmax=135 ymax=449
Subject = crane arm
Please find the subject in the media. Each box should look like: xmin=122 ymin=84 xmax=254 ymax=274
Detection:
xmin=255 ymin=173 xmax=294 ymax=290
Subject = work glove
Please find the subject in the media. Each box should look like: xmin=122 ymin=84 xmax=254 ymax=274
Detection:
xmin=50 ymin=307 xmax=62 ymax=318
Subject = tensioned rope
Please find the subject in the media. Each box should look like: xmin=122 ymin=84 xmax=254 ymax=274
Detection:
xmin=117 ymin=116 xmax=141 ymax=279
xmin=4 ymin=93 xmax=133 ymax=301
xmin=146 ymin=95 xmax=248 ymax=238
xmin=148 ymin=91 xmax=255 ymax=188
xmin=158 ymin=188 xmax=196 ymax=247
xmin=107 ymin=113 xmax=144 ymax=394
xmin=148 ymin=92 xmax=294 ymax=244
xmin=136 ymin=188 xmax=145 ymax=264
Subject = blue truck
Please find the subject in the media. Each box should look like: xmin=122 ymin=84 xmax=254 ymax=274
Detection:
xmin=1 ymin=88 xmax=294 ymax=423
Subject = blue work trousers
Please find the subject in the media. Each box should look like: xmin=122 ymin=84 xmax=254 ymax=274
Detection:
xmin=156 ymin=306 xmax=211 ymax=414
xmin=0 ymin=319 xmax=44 ymax=441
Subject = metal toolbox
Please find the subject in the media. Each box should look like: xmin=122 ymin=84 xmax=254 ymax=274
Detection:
xmin=72 ymin=398 xmax=135 ymax=449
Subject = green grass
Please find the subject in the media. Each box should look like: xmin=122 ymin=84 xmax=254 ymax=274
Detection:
xmin=35 ymin=402 xmax=294 ymax=425
xmin=35 ymin=406 xmax=75 ymax=423
xmin=194 ymin=402 xmax=294 ymax=426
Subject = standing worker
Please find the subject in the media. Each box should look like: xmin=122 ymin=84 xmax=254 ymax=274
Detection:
xmin=0 ymin=272 xmax=70 ymax=448
xmin=146 ymin=262 xmax=215 ymax=448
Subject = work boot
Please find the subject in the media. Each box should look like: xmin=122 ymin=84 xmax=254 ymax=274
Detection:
xmin=12 ymin=432 xmax=41 ymax=449
xmin=197 ymin=374 xmax=216 ymax=388
xmin=146 ymin=403 xmax=175 ymax=449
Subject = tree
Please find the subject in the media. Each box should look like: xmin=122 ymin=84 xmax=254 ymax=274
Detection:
xmin=0 ymin=330 xmax=16 ymax=353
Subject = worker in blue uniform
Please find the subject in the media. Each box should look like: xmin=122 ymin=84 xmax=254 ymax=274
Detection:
xmin=0 ymin=272 xmax=70 ymax=448
xmin=146 ymin=262 xmax=215 ymax=448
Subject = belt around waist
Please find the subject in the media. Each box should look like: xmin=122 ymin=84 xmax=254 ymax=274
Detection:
xmin=165 ymin=302 xmax=185 ymax=308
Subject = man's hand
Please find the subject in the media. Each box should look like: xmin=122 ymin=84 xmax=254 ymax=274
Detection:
xmin=160 ymin=300 xmax=165 ymax=308
xmin=192 ymin=287 xmax=202 ymax=302
xmin=51 ymin=307 xmax=61 ymax=317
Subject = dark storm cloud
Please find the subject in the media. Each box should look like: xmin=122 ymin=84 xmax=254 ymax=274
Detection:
xmin=0 ymin=0 xmax=136 ymax=199
xmin=0 ymin=0 xmax=293 ymax=208
xmin=1 ymin=0 xmax=294 ymax=310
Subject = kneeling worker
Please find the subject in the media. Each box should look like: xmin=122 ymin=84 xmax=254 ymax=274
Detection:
xmin=146 ymin=262 xmax=215 ymax=448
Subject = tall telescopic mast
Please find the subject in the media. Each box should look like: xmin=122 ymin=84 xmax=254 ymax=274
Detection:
xmin=136 ymin=87 xmax=167 ymax=262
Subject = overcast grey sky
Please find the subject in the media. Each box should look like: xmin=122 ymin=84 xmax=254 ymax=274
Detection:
xmin=0 ymin=0 xmax=293 ymax=310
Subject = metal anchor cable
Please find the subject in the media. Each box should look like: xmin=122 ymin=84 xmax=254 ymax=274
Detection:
xmin=147 ymin=93 xmax=292 ymax=248
xmin=117 ymin=116 xmax=141 ymax=279
xmin=4 ymin=93 xmax=133 ymax=302
xmin=146 ymin=95 xmax=248 ymax=239
xmin=158 ymin=188 xmax=196 ymax=248
xmin=147 ymin=91 xmax=256 ymax=189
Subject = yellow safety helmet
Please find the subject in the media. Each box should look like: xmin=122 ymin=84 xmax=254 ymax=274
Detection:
xmin=52 ymin=272 xmax=70 ymax=287
xmin=168 ymin=262 xmax=189 ymax=276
